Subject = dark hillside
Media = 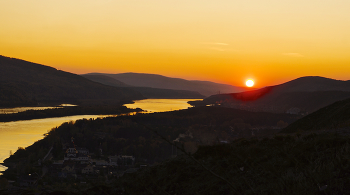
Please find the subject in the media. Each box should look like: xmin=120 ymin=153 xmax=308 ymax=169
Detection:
xmin=281 ymin=97 xmax=350 ymax=133
xmin=0 ymin=56 xmax=144 ymax=107
xmin=0 ymin=84 xmax=36 ymax=107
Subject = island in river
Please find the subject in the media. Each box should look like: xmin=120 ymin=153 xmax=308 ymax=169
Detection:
xmin=0 ymin=105 xmax=141 ymax=123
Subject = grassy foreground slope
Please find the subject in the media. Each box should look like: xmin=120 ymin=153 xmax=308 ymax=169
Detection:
xmin=281 ymin=97 xmax=350 ymax=133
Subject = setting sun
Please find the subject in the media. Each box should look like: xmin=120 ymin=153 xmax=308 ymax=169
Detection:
xmin=246 ymin=80 xmax=254 ymax=87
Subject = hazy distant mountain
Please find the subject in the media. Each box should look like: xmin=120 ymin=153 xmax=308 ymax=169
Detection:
xmin=81 ymin=74 xmax=204 ymax=99
xmin=0 ymin=55 xmax=144 ymax=107
xmin=129 ymin=87 xmax=205 ymax=99
xmin=82 ymin=74 xmax=130 ymax=87
xmin=192 ymin=76 xmax=350 ymax=114
xmin=83 ymin=73 xmax=247 ymax=97
xmin=281 ymin=97 xmax=350 ymax=133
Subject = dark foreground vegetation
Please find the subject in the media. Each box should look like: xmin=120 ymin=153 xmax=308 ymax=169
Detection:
xmin=0 ymin=105 xmax=141 ymax=122
xmin=120 ymin=133 xmax=350 ymax=195
xmin=2 ymin=132 xmax=350 ymax=194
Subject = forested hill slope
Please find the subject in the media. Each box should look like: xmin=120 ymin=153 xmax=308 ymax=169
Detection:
xmin=0 ymin=55 xmax=144 ymax=107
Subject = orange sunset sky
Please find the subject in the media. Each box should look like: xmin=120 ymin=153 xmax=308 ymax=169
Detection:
xmin=0 ymin=0 xmax=349 ymax=87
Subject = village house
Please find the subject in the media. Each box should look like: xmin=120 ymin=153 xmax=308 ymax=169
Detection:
xmin=81 ymin=164 xmax=94 ymax=174
xmin=63 ymin=140 xmax=91 ymax=164
xmin=76 ymin=147 xmax=89 ymax=155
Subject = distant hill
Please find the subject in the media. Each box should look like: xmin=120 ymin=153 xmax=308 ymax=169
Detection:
xmin=191 ymin=76 xmax=350 ymax=114
xmin=82 ymin=73 xmax=247 ymax=97
xmin=281 ymin=97 xmax=350 ymax=133
xmin=0 ymin=55 xmax=144 ymax=107
xmin=275 ymin=76 xmax=350 ymax=92
xmin=81 ymin=74 xmax=205 ymax=99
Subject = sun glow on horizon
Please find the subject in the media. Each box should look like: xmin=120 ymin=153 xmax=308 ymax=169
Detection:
xmin=0 ymin=0 xmax=350 ymax=86
xmin=246 ymin=79 xmax=254 ymax=87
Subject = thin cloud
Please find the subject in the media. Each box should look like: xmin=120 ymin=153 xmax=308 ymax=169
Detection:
xmin=201 ymin=42 xmax=229 ymax=46
xmin=282 ymin=53 xmax=304 ymax=57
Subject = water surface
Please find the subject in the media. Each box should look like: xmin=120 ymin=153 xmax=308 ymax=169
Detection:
xmin=124 ymin=99 xmax=202 ymax=113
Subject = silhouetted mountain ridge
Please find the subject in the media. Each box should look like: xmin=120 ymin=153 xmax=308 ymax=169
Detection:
xmin=81 ymin=74 xmax=130 ymax=87
xmin=0 ymin=55 xmax=144 ymax=107
xmin=81 ymin=74 xmax=205 ymax=99
xmin=83 ymin=72 xmax=247 ymax=96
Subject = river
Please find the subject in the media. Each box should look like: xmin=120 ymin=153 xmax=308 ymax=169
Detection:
xmin=124 ymin=99 xmax=202 ymax=113
xmin=0 ymin=99 xmax=201 ymax=173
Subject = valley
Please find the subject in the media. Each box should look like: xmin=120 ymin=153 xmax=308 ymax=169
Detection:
xmin=1 ymin=56 xmax=350 ymax=194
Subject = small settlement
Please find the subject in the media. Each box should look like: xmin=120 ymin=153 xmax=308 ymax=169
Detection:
xmin=11 ymin=138 xmax=138 ymax=188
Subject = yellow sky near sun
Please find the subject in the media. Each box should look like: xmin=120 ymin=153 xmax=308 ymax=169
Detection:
xmin=0 ymin=0 xmax=349 ymax=87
